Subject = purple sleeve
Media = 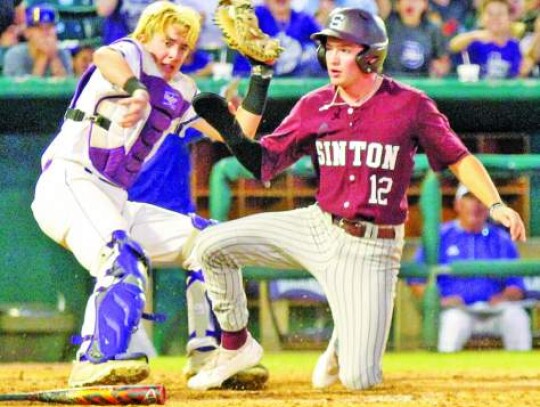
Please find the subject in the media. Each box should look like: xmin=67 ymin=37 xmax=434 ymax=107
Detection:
xmin=260 ymin=99 xmax=312 ymax=182
xmin=414 ymin=94 xmax=470 ymax=171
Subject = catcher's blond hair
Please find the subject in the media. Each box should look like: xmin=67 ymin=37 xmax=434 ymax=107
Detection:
xmin=132 ymin=1 xmax=201 ymax=50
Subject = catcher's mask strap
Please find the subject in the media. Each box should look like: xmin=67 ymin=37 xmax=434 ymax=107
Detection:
xmin=65 ymin=108 xmax=111 ymax=131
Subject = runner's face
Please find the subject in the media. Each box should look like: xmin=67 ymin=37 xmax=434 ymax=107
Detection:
xmin=325 ymin=37 xmax=364 ymax=87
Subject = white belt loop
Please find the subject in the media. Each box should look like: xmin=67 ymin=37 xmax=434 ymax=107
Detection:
xmin=363 ymin=222 xmax=376 ymax=239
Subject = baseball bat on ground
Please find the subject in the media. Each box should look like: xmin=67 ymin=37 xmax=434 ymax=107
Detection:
xmin=0 ymin=384 xmax=166 ymax=405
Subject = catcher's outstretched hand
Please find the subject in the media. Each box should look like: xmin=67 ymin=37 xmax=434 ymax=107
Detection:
xmin=214 ymin=0 xmax=283 ymax=65
xmin=117 ymin=89 xmax=150 ymax=128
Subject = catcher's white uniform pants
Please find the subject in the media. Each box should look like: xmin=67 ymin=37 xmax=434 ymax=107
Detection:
xmin=31 ymin=159 xmax=194 ymax=275
xmin=438 ymin=304 xmax=532 ymax=352
xmin=194 ymin=204 xmax=405 ymax=390
xmin=32 ymin=160 xmax=218 ymax=354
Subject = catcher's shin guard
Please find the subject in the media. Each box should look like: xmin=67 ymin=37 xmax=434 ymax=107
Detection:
xmin=81 ymin=230 xmax=149 ymax=363
xmin=186 ymin=269 xmax=221 ymax=348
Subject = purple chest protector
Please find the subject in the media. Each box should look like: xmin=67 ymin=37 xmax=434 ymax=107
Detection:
xmin=84 ymin=41 xmax=190 ymax=188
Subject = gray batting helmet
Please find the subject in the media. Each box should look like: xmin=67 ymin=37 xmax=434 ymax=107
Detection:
xmin=311 ymin=8 xmax=388 ymax=74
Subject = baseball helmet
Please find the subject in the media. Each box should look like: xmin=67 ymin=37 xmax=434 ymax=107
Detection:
xmin=311 ymin=8 xmax=388 ymax=74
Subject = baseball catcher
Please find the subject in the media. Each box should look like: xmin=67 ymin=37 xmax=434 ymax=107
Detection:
xmin=214 ymin=0 xmax=283 ymax=65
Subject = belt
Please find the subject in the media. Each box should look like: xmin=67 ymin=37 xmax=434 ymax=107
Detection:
xmin=332 ymin=216 xmax=396 ymax=239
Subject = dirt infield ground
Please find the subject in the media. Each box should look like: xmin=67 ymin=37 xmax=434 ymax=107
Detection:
xmin=1 ymin=351 xmax=539 ymax=407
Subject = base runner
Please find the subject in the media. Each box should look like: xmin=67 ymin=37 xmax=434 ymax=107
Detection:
xmin=187 ymin=7 xmax=526 ymax=390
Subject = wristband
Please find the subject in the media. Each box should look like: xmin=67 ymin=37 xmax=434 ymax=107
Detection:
xmin=123 ymin=76 xmax=148 ymax=96
xmin=251 ymin=63 xmax=274 ymax=79
xmin=489 ymin=202 xmax=505 ymax=218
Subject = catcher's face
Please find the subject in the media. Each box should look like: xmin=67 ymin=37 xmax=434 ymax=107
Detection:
xmin=145 ymin=24 xmax=191 ymax=81
xmin=325 ymin=37 xmax=364 ymax=87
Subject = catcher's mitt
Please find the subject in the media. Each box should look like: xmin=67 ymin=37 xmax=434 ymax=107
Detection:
xmin=215 ymin=0 xmax=283 ymax=65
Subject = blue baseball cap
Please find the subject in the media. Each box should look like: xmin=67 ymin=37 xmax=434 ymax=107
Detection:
xmin=26 ymin=3 xmax=58 ymax=27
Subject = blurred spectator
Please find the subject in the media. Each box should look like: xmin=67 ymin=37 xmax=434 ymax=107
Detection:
xmin=313 ymin=0 xmax=337 ymax=26
xmin=472 ymin=0 xmax=529 ymax=37
xmin=508 ymin=0 xmax=527 ymax=37
xmin=520 ymin=12 xmax=540 ymax=76
xmin=291 ymin=0 xmax=392 ymax=18
xmin=449 ymin=0 xmax=523 ymax=79
xmin=0 ymin=0 xmax=25 ymax=47
xmin=97 ymin=0 xmax=185 ymax=45
xmin=3 ymin=3 xmax=73 ymax=78
xmin=427 ymin=0 xmax=474 ymax=38
xmin=232 ymin=0 xmax=324 ymax=77
xmin=385 ymin=0 xmax=451 ymax=77
xmin=181 ymin=48 xmax=214 ymax=77
xmin=181 ymin=0 xmax=224 ymax=50
xmin=410 ymin=185 xmax=532 ymax=352
xmin=525 ymin=0 xmax=539 ymax=14
xmin=71 ymin=45 xmax=95 ymax=77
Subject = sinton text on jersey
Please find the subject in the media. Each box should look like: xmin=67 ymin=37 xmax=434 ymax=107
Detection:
xmin=315 ymin=140 xmax=399 ymax=170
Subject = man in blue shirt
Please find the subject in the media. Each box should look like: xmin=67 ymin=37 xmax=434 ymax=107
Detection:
xmin=410 ymin=184 xmax=532 ymax=352
xmin=3 ymin=3 xmax=72 ymax=77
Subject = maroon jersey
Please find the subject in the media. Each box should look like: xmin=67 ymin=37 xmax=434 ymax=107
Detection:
xmin=260 ymin=76 xmax=470 ymax=225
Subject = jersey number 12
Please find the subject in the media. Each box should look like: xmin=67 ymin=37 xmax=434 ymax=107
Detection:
xmin=368 ymin=175 xmax=392 ymax=206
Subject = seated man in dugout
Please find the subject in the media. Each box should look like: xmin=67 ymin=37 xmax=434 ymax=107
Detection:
xmin=409 ymin=184 xmax=532 ymax=352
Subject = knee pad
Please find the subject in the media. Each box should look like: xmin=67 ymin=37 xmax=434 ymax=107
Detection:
xmin=83 ymin=231 xmax=150 ymax=363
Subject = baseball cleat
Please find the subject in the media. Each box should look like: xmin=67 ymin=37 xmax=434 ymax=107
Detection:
xmin=184 ymin=348 xmax=269 ymax=390
xmin=183 ymin=347 xmax=218 ymax=379
xmin=68 ymin=356 xmax=149 ymax=387
xmin=312 ymin=335 xmax=339 ymax=389
xmin=220 ymin=364 xmax=269 ymax=390
xmin=187 ymin=333 xmax=263 ymax=391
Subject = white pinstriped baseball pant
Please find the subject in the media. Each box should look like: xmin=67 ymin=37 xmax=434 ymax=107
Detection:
xmin=195 ymin=204 xmax=405 ymax=390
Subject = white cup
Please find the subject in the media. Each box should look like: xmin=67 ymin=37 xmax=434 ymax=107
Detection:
xmin=457 ymin=64 xmax=480 ymax=82
xmin=212 ymin=62 xmax=233 ymax=81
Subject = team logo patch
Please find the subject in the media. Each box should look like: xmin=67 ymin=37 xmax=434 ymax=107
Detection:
xmin=163 ymin=91 xmax=179 ymax=109
xmin=329 ymin=14 xmax=345 ymax=30
xmin=400 ymin=40 xmax=425 ymax=70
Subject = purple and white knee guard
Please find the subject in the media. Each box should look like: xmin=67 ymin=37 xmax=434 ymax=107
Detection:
xmin=186 ymin=269 xmax=221 ymax=352
xmin=185 ymin=215 xmax=222 ymax=351
xmin=81 ymin=230 xmax=149 ymax=363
